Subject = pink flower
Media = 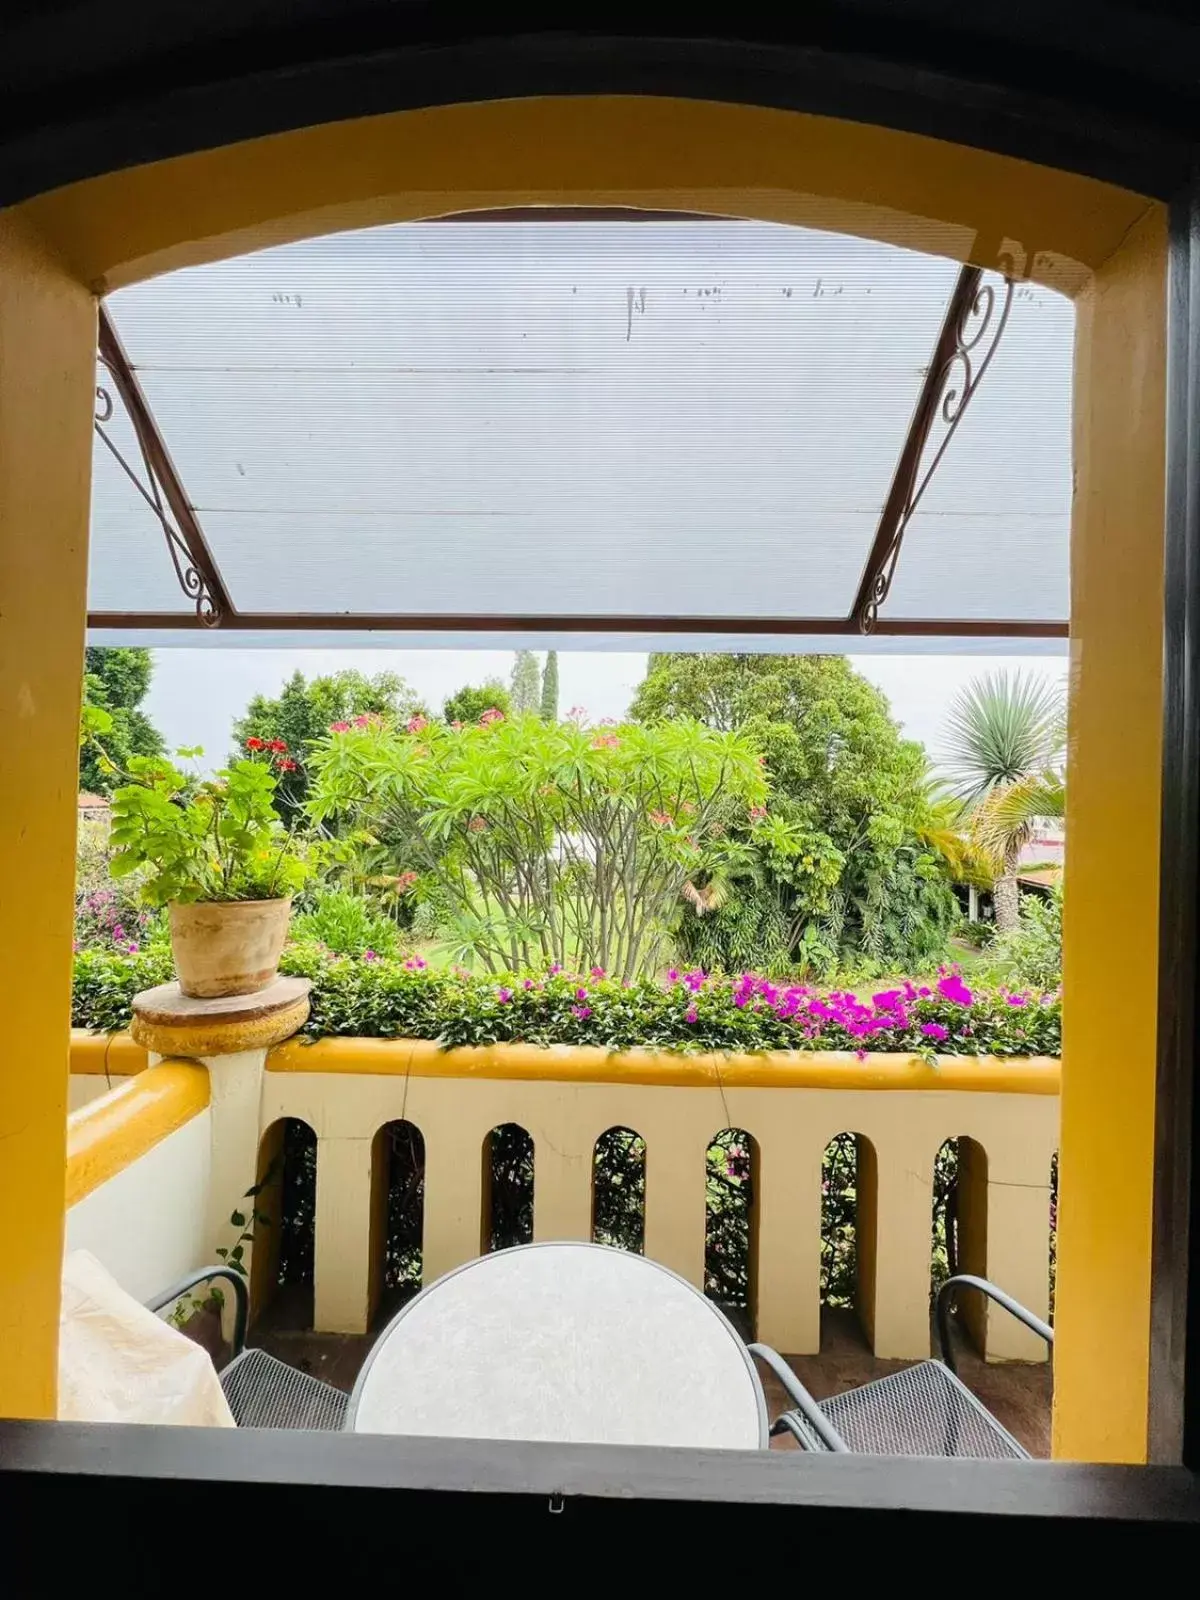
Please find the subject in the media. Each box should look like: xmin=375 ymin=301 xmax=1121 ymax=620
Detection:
xmin=749 ymin=804 xmax=768 ymax=821
xmin=451 ymin=720 xmax=464 ymax=731
xmin=406 ymin=714 xmax=429 ymax=734
xmin=572 ymin=1005 xmax=592 ymax=1021
xmin=1005 ymin=993 xmax=1028 ymax=1007
xmin=479 ymin=707 xmax=505 ymax=725
xmin=362 ymin=949 xmax=378 ymax=963
xmin=667 ymin=969 xmax=680 ymax=983
xmin=648 ymin=809 xmax=672 ymax=827
xmin=591 ymin=733 xmax=620 ymax=749
xmin=497 ymin=987 xmax=513 ymax=1004
xmin=468 ymin=815 xmax=488 ymax=833
xmin=590 ymin=966 xmax=606 ymax=980
xmin=936 ymin=974 xmax=974 ymax=1006
xmin=112 ymin=924 xmax=125 ymax=940
xmin=576 ymin=986 xmax=589 ymax=1001
xmin=566 ymin=706 xmax=587 ymax=722
xmin=352 ymin=714 xmax=373 ymax=729
xmin=329 ymin=720 xmax=351 ymax=733
xmin=523 ymin=978 xmax=535 ymax=990
xmin=685 ymin=1007 xmax=699 ymax=1024
xmin=549 ymin=963 xmax=563 ymax=976
xmin=404 ymin=956 xmax=427 ymax=971
xmin=921 ymin=1022 xmax=949 ymax=1041
xmin=125 ymin=941 xmax=139 ymax=955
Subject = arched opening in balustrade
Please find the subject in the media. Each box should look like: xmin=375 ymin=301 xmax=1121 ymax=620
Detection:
xmin=592 ymin=1127 xmax=646 ymax=1253
xmin=931 ymin=1134 xmax=989 ymax=1353
xmin=704 ymin=1128 xmax=759 ymax=1332
xmin=821 ymin=1132 xmax=878 ymax=1340
xmin=249 ymin=1115 xmax=316 ymax=1332
xmin=483 ymin=1123 xmax=534 ymax=1252
xmin=372 ymin=1119 xmax=426 ymax=1319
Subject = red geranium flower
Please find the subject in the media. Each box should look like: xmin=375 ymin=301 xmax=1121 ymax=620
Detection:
xmin=275 ymin=757 xmax=298 ymax=772
xmin=245 ymin=737 xmax=265 ymax=750
xmin=268 ymin=739 xmax=288 ymax=753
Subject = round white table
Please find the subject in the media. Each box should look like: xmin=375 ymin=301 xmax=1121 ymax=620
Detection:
xmin=347 ymin=1242 xmax=767 ymax=1449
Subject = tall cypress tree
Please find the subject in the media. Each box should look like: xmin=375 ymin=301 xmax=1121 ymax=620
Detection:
xmin=510 ymin=649 xmax=541 ymax=714
xmin=540 ymin=650 xmax=559 ymax=722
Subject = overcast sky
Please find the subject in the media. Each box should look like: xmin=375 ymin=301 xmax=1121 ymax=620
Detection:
xmin=143 ymin=648 xmax=1069 ymax=774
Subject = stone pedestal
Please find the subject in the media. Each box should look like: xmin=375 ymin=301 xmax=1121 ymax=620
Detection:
xmin=131 ymin=977 xmax=311 ymax=1263
xmin=130 ymin=976 xmax=311 ymax=1058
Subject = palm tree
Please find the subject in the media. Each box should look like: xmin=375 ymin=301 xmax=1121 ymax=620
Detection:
xmin=942 ymin=672 xmax=1065 ymax=932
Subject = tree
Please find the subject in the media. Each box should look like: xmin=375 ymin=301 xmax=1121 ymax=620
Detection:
xmin=80 ymin=647 xmax=165 ymax=795
xmin=941 ymin=671 xmax=1065 ymax=932
xmin=540 ymin=650 xmax=559 ymax=722
xmin=632 ymin=653 xmax=961 ymax=972
xmin=442 ymin=680 xmax=512 ymax=726
xmin=306 ymin=712 xmax=765 ymax=979
xmin=232 ymin=669 xmax=420 ymax=823
xmin=510 ymin=650 xmax=541 ymax=715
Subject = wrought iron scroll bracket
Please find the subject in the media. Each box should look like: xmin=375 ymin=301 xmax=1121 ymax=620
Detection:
xmin=852 ymin=267 xmax=1015 ymax=635
xmin=93 ymin=310 xmax=229 ymax=627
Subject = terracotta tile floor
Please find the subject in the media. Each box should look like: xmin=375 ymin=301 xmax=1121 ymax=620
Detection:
xmin=255 ymin=1291 xmax=1051 ymax=1457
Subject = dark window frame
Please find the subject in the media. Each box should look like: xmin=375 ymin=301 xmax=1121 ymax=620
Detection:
xmin=2 ymin=16 xmax=1199 ymax=1544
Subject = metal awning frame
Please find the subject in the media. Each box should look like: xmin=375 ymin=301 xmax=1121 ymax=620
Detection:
xmin=87 ymin=218 xmax=1062 ymax=641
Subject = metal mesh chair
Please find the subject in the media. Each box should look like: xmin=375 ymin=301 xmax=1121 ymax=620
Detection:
xmin=147 ymin=1267 xmax=349 ymax=1431
xmin=749 ymin=1274 xmax=1052 ymax=1459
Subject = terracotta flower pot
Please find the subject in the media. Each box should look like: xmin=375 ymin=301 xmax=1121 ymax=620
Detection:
xmin=168 ymin=898 xmax=292 ymax=998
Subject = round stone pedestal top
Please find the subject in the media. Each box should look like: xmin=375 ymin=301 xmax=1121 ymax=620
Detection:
xmin=131 ymin=976 xmax=311 ymax=1057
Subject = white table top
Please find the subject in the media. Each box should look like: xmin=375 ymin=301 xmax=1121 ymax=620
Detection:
xmin=348 ymin=1242 xmax=767 ymax=1449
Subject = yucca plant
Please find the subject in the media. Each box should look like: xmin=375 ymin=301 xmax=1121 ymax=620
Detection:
xmin=942 ymin=673 xmax=1065 ymax=931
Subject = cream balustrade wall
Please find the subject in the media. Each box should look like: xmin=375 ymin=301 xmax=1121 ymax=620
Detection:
xmin=260 ymin=1042 xmax=1059 ymax=1361
xmin=64 ymin=1060 xmax=212 ymax=1301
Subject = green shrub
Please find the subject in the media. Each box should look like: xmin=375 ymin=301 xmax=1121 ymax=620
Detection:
xmin=289 ymin=889 xmax=402 ymax=958
xmin=960 ymin=918 xmax=996 ymax=949
xmin=72 ymin=948 xmax=1062 ymax=1058
xmin=305 ymin=711 xmax=766 ymax=981
xmin=989 ymin=889 xmax=1062 ymax=992
xmin=72 ymin=946 xmax=174 ymax=1032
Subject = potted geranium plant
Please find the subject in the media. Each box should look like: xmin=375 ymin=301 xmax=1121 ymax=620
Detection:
xmin=104 ymin=742 xmax=314 ymax=998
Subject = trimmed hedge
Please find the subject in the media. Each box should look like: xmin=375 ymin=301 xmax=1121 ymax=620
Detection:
xmin=72 ymin=944 xmax=1061 ymax=1058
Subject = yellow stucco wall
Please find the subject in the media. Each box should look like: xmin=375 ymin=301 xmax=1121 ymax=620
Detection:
xmin=0 ymin=215 xmax=96 ymax=1419
xmin=22 ymin=98 xmax=1152 ymax=299
xmin=1053 ymin=204 xmax=1168 ymax=1462
xmin=0 ymin=94 xmax=1170 ymax=1449
xmin=69 ymin=1030 xmax=149 ymax=1077
xmin=65 ymin=1060 xmax=211 ymax=1206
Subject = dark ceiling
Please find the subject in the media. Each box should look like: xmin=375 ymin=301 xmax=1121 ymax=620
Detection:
xmin=1 ymin=5 xmax=1197 ymax=207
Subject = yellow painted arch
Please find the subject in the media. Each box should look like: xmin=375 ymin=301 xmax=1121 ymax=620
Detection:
xmin=0 ymin=91 xmax=1166 ymax=1456
xmin=19 ymin=97 xmax=1152 ymax=297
